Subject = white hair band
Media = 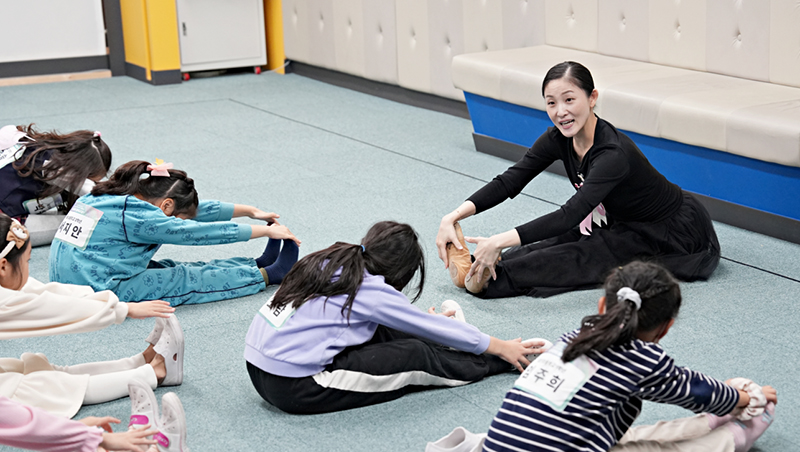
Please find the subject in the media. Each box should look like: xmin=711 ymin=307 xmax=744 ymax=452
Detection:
xmin=616 ymin=287 xmax=642 ymax=310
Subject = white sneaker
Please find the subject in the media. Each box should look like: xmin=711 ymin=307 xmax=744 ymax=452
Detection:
xmin=127 ymin=379 xmax=159 ymax=451
xmin=153 ymin=315 xmax=184 ymax=386
xmin=145 ymin=317 xmax=167 ymax=346
xmin=156 ymin=392 xmax=190 ymax=452
xmin=426 ymin=426 xmax=486 ymax=452
xmin=440 ymin=300 xmax=466 ymax=323
xmin=522 ymin=338 xmax=553 ymax=362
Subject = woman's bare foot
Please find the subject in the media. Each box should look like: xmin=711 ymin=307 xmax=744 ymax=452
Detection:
xmin=447 ymin=223 xmax=472 ymax=288
xmin=143 ymin=344 xmax=156 ymax=363
xmin=465 ymin=267 xmax=492 ymax=293
xmin=150 ymin=354 xmax=166 ymax=385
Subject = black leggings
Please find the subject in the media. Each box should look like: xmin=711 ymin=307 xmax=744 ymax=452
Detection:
xmin=476 ymin=192 xmax=720 ymax=299
xmin=247 ymin=325 xmax=510 ymax=414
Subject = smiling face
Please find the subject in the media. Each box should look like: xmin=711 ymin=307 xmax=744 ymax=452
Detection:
xmin=543 ymin=77 xmax=598 ymax=139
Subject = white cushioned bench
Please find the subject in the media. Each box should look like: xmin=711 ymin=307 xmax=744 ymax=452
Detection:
xmin=452 ymin=44 xmax=800 ymax=243
xmin=453 ymin=45 xmax=800 ymax=168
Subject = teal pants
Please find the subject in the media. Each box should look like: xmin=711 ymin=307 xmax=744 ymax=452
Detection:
xmin=116 ymin=257 xmax=266 ymax=306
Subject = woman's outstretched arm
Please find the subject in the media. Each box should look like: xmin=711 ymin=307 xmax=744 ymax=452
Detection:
xmin=436 ymin=201 xmax=476 ymax=266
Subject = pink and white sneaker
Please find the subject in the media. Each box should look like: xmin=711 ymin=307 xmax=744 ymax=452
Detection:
xmin=155 ymin=392 xmax=190 ymax=452
xmin=128 ymin=379 xmax=159 ymax=451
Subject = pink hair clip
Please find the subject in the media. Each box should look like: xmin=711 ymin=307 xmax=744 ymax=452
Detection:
xmin=147 ymin=158 xmax=173 ymax=177
xmin=93 ymin=131 xmax=101 ymax=138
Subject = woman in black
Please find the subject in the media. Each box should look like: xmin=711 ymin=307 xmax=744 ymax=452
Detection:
xmin=436 ymin=61 xmax=720 ymax=298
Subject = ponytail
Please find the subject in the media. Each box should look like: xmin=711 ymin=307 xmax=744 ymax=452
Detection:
xmin=562 ymin=261 xmax=681 ymax=363
xmin=92 ymin=160 xmax=199 ymax=217
xmin=270 ymin=221 xmax=425 ymax=321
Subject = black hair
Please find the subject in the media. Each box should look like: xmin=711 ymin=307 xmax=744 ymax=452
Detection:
xmin=541 ymin=61 xmax=595 ymax=98
xmin=269 ymin=221 xmax=426 ymax=321
xmin=561 ymin=261 xmax=682 ymax=363
xmin=91 ymin=160 xmax=199 ymax=217
xmin=12 ymin=124 xmax=112 ymax=211
xmin=0 ymin=213 xmax=31 ymax=275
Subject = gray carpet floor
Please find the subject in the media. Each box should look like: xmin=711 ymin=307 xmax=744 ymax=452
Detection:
xmin=1 ymin=71 xmax=798 ymax=451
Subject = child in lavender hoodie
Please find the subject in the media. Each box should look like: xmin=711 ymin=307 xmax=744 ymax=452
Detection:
xmin=245 ymin=221 xmax=546 ymax=414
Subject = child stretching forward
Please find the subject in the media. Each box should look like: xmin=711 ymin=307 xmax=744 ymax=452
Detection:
xmin=0 ymin=213 xmax=174 ymax=339
xmin=0 ymin=397 xmax=158 ymax=452
xmin=49 ymin=160 xmax=300 ymax=306
xmin=246 ymin=221 xmax=545 ymax=414
xmin=0 ymin=124 xmax=112 ymax=246
xmin=482 ymin=261 xmax=776 ymax=452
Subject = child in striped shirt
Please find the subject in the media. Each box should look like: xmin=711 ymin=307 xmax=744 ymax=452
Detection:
xmin=480 ymin=261 xmax=776 ymax=452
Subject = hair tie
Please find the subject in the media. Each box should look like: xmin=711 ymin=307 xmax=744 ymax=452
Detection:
xmin=617 ymin=287 xmax=642 ymax=310
xmin=147 ymin=158 xmax=174 ymax=177
xmin=360 ymin=245 xmax=366 ymax=253
xmin=93 ymin=131 xmax=101 ymax=138
xmin=0 ymin=219 xmax=29 ymax=260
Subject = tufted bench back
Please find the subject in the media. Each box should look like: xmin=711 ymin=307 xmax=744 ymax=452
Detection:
xmin=280 ymin=1 xmax=800 ymax=94
xmin=281 ymin=0 xmax=800 ymax=167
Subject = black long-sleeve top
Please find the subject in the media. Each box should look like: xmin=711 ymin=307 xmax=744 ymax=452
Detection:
xmin=468 ymin=117 xmax=683 ymax=245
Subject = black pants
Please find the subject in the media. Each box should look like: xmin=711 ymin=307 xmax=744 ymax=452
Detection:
xmin=247 ymin=325 xmax=510 ymax=414
xmin=476 ymin=192 xmax=721 ymax=299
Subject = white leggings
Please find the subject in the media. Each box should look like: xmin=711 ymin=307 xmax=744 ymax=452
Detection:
xmin=52 ymin=354 xmax=158 ymax=405
xmin=429 ymin=416 xmax=737 ymax=452
xmin=612 ymin=415 xmax=735 ymax=452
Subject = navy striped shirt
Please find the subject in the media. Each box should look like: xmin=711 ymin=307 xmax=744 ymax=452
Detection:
xmin=484 ymin=330 xmax=739 ymax=452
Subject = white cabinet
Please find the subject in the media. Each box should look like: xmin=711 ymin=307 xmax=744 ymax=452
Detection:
xmin=175 ymin=0 xmax=267 ymax=72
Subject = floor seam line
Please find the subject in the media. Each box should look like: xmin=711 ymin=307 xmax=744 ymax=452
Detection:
xmin=228 ymin=98 xmax=559 ymax=207
xmin=719 ymin=257 xmax=800 ymax=284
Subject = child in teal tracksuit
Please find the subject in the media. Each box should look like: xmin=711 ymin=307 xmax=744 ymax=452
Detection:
xmin=49 ymin=160 xmax=301 ymax=306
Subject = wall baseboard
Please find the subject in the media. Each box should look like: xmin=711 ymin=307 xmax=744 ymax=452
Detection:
xmin=290 ymin=62 xmax=470 ymax=120
xmin=124 ymin=63 xmax=181 ymax=86
xmin=0 ymin=70 xmax=111 ymax=87
xmin=0 ymin=56 xmax=109 ymax=79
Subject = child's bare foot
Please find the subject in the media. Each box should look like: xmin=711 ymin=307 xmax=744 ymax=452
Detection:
xmin=143 ymin=344 xmax=156 ymax=363
xmin=150 ymin=354 xmax=166 ymax=385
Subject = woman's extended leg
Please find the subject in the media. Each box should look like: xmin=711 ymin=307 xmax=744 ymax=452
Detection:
xmin=476 ymin=193 xmax=720 ymax=299
xmin=477 ymin=227 xmax=654 ymax=299
xmin=248 ymin=326 xmax=510 ymax=414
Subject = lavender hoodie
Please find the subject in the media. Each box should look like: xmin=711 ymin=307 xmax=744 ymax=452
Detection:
xmin=245 ymin=271 xmax=490 ymax=378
